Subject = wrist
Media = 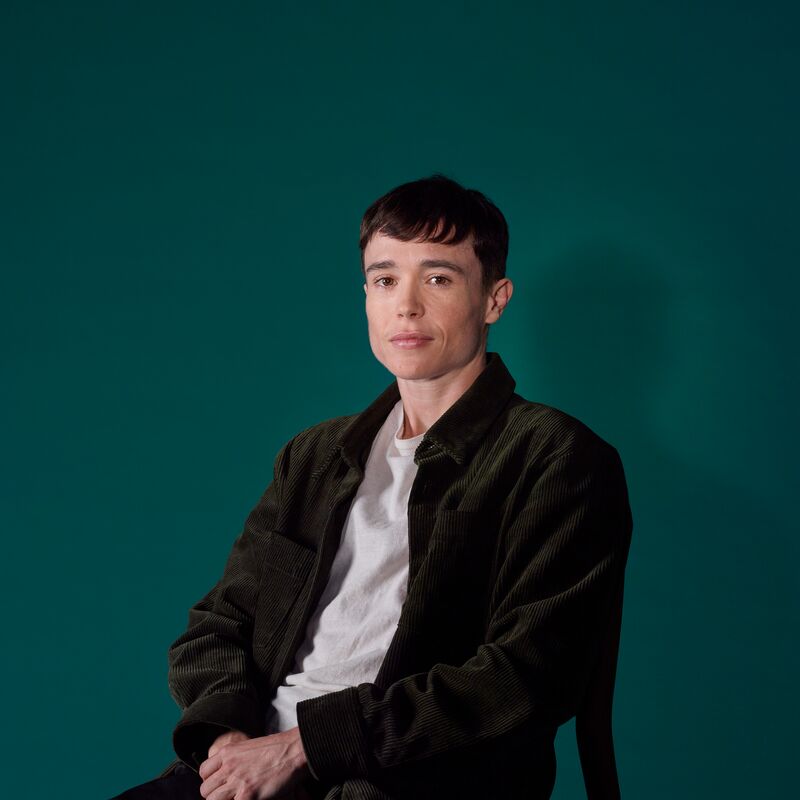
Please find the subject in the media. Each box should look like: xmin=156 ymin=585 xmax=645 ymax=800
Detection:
xmin=295 ymin=726 xmax=309 ymax=764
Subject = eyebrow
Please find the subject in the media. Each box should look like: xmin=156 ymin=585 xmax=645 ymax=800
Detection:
xmin=364 ymin=258 xmax=467 ymax=276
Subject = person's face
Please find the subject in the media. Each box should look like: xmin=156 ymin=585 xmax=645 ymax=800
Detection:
xmin=363 ymin=231 xmax=505 ymax=382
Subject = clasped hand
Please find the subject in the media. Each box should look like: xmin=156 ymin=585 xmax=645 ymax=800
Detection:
xmin=198 ymin=727 xmax=313 ymax=800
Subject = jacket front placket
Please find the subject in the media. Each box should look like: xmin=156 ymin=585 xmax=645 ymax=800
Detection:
xmin=372 ymin=445 xmax=461 ymax=688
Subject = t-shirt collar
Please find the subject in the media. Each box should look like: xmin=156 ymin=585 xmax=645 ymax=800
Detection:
xmin=337 ymin=351 xmax=517 ymax=469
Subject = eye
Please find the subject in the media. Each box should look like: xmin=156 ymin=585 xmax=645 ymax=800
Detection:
xmin=373 ymin=276 xmax=395 ymax=287
xmin=428 ymin=274 xmax=451 ymax=285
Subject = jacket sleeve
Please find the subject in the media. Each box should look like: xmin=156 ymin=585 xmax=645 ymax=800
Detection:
xmin=294 ymin=439 xmax=633 ymax=783
xmin=167 ymin=436 xmax=293 ymax=770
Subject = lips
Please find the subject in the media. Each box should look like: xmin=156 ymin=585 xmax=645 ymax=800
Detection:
xmin=389 ymin=332 xmax=434 ymax=350
xmin=390 ymin=332 xmax=434 ymax=341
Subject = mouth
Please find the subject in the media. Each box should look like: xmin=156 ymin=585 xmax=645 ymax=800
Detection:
xmin=389 ymin=333 xmax=434 ymax=349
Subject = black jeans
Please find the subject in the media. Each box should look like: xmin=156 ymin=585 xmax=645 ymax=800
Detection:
xmin=108 ymin=763 xmax=202 ymax=799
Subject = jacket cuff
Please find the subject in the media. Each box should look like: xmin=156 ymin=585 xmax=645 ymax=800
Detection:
xmin=173 ymin=692 xmax=265 ymax=771
xmin=295 ymin=686 xmax=372 ymax=782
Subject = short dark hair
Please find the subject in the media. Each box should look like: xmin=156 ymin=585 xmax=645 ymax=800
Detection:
xmin=359 ymin=173 xmax=508 ymax=295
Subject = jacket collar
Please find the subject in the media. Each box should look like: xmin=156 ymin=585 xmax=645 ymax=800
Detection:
xmin=338 ymin=351 xmax=517 ymax=469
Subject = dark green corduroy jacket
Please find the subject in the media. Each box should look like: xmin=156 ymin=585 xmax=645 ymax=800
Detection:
xmin=165 ymin=351 xmax=633 ymax=799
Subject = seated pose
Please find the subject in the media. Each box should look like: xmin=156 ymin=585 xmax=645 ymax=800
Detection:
xmin=112 ymin=174 xmax=633 ymax=800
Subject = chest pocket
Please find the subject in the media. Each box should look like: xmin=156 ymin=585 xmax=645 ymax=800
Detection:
xmin=252 ymin=530 xmax=316 ymax=672
xmin=402 ymin=508 xmax=499 ymax=648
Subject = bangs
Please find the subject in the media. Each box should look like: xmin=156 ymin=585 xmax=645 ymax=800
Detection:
xmin=359 ymin=173 xmax=508 ymax=291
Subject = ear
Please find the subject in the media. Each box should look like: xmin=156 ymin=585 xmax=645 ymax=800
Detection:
xmin=484 ymin=278 xmax=513 ymax=324
xmin=363 ymin=283 xmax=367 ymax=294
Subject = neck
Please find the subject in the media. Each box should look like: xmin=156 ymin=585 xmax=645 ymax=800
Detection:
xmin=396 ymin=349 xmax=488 ymax=439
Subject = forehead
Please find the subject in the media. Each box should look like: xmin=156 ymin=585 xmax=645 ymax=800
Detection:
xmin=363 ymin=231 xmax=479 ymax=269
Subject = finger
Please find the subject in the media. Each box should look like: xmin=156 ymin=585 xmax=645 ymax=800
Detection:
xmin=207 ymin=777 xmax=237 ymax=800
xmin=198 ymin=754 xmax=221 ymax=780
xmin=200 ymin=768 xmax=229 ymax=799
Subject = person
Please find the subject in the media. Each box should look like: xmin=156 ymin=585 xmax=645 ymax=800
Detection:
xmin=111 ymin=174 xmax=633 ymax=800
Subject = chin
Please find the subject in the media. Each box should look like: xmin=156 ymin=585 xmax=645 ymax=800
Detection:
xmin=375 ymin=350 xmax=424 ymax=377
xmin=388 ymin=358 xmax=445 ymax=382
xmin=386 ymin=362 xmax=425 ymax=380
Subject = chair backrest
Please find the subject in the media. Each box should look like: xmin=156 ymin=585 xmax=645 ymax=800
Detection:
xmin=575 ymin=569 xmax=627 ymax=799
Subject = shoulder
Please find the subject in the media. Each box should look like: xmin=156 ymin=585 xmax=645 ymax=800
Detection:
xmin=499 ymin=399 xmax=631 ymax=537
xmin=272 ymin=411 xmax=359 ymax=478
xmin=501 ymin=394 xmax=622 ymax=468
xmin=286 ymin=412 xmax=356 ymax=452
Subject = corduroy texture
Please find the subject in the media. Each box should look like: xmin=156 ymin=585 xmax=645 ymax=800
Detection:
xmin=166 ymin=351 xmax=633 ymax=800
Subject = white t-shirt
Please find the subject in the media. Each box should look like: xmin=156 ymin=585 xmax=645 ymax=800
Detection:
xmin=264 ymin=398 xmax=424 ymax=732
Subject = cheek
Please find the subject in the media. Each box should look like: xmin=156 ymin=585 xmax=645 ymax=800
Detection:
xmin=365 ymin=304 xmax=383 ymax=338
xmin=443 ymin=299 xmax=481 ymax=330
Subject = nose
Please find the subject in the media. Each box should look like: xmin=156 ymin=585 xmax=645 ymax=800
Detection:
xmin=396 ymin=281 xmax=424 ymax=318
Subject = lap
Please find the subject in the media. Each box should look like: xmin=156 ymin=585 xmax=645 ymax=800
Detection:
xmin=108 ymin=761 xmax=321 ymax=800
xmin=108 ymin=762 xmax=202 ymax=800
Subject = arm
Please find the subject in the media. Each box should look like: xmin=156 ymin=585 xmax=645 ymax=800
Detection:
xmin=167 ymin=437 xmax=294 ymax=770
xmin=295 ymin=440 xmax=633 ymax=783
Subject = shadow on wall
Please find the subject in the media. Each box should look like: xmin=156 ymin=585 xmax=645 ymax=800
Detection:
xmin=523 ymin=241 xmax=670 ymax=449
xmin=524 ymin=243 xmax=793 ymax=797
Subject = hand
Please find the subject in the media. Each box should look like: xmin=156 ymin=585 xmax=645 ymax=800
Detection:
xmin=198 ymin=726 xmax=311 ymax=800
xmin=209 ymin=729 xmax=251 ymax=759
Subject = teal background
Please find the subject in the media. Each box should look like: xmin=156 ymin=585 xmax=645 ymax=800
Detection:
xmin=2 ymin=1 xmax=797 ymax=797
